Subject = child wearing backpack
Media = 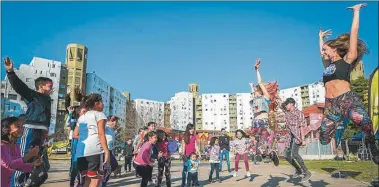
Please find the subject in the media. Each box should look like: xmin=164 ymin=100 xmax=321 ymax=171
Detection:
xmin=156 ymin=130 xmax=172 ymax=187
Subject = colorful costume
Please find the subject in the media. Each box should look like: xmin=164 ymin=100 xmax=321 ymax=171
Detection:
xmin=249 ymin=81 xmax=279 ymax=156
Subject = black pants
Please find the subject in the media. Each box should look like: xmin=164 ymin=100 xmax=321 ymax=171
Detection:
xmin=187 ymin=172 xmax=199 ymax=187
xmin=284 ymin=136 xmax=308 ymax=174
xmin=125 ymin=156 xmax=133 ymax=172
xmin=209 ymin=163 xmax=220 ymax=180
xmin=136 ymin=165 xmax=153 ymax=187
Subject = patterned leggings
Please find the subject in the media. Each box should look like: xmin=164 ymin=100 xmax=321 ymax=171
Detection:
xmin=157 ymin=156 xmax=171 ymax=187
xmin=320 ymin=91 xmax=373 ymax=145
xmin=250 ymin=119 xmax=275 ymax=155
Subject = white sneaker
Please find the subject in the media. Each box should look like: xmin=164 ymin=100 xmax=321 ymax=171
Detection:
xmin=246 ymin=171 xmax=251 ymax=177
xmin=233 ymin=171 xmax=238 ymax=177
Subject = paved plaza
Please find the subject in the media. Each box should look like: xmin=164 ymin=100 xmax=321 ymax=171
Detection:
xmin=42 ymin=160 xmax=370 ymax=187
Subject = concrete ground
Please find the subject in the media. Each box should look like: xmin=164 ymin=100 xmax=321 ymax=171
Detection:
xmin=42 ymin=160 xmax=370 ymax=187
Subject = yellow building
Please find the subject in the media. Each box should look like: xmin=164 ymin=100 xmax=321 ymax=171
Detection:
xmin=300 ymin=85 xmax=310 ymax=109
xmin=229 ymin=94 xmax=237 ymax=133
xmin=123 ymin=91 xmax=131 ymax=102
xmin=65 ymin=44 xmax=88 ymax=105
xmin=351 ymin=61 xmax=364 ymax=81
xmin=189 ymin=84 xmax=203 ymax=130
xmin=164 ymin=103 xmax=171 ymax=128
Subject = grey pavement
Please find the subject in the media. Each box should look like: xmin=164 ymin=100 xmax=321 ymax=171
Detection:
xmin=42 ymin=160 xmax=370 ymax=187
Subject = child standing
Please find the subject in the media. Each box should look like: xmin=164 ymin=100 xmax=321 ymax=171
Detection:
xmin=101 ymin=115 xmax=120 ymax=187
xmin=134 ymin=131 xmax=160 ymax=187
xmin=1 ymin=117 xmax=42 ymax=187
xmin=124 ymin=138 xmax=134 ymax=173
xmin=208 ymin=137 xmax=221 ymax=183
xmin=75 ymin=93 xmax=111 ymax=187
xmin=156 ymin=130 xmax=171 ymax=187
xmin=184 ymin=153 xmax=201 ymax=187
xmin=232 ymin=130 xmax=250 ymax=178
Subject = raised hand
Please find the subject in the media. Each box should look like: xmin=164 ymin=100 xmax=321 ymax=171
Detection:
xmin=3 ymin=57 xmax=14 ymax=72
xmin=249 ymin=82 xmax=255 ymax=88
xmin=67 ymin=106 xmax=74 ymax=114
xmin=319 ymin=28 xmax=332 ymax=39
xmin=254 ymin=58 xmax=261 ymax=71
xmin=347 ymin=3 xmax=366 ymax=11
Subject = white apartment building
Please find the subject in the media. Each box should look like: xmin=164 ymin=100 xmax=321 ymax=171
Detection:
xmin=280 ymin=86 xmax=303 ymax=110
xmin=168 ymin=92 xmax=193 ymax=131
xmin=201 ymin=93 xmax=230 ymax=131
xmin=236 ymin=93 xmax=254 ymax=130
xmin=134 ymin=99 xmax=165 ymax=127
xmin=308 ymin=81 xmax=325 ymax=105
xmin=1 ymin=57 xmax=67 ymax=134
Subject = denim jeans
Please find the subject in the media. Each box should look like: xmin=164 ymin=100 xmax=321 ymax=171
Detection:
xmin=284 ymin=136 xmax=308 ymax=174
xmin=219 ymin=149 xmax=230 ymax=170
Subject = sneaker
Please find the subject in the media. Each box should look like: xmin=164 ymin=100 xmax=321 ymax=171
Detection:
xmin=270 ymin=151 xmax=279 ymax=166
xmin=300 ymin=171 xmax=312 ymax=183
xmin=233 ymin=171 xmax=237 ymax=177
xmin=219 ymin=169 xmax=222 ymax=172
xmin=246 ymin=171 xmax=251 ymax=177
xmin=148 ymin=180 xmax=154 ymax=185
xmin=228 ymin=169 xmax=232 ymax=173
xmin=218 ymin=178 xmax=222 ymax=183
xmin=368 ymin=139 xmax=379 ymax=165
xmin=208 ymin=177 xmax=212 ymax=183
xmin=293 ymin=171 xmax=302 ymax=178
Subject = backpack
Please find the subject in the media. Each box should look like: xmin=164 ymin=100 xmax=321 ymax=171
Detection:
xmin=168 ymin=140 xmax=179 ymax=154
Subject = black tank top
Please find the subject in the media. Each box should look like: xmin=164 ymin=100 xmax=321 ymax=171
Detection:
xmin=323 ymin=59 xmax=351 ymax=83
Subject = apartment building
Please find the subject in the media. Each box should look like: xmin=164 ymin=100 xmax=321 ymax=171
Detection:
xmin=202 ymin=93 xmax=230 ymax=131
xmin=168 ymin=92 xmax=193 ymax=131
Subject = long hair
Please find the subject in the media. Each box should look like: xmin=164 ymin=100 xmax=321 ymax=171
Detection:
xmin=83 ymin=93 xmax=102 ymax=110
xmin=184 ymin=123 xmax=195 ymax=144
xmin=325 ymin=33 xmax=369 ymax=68
xmin=235 ymin=129 xmax=248 ymax=139
xmin=209 ymin=137 xmax=218 ymax=146
xmin=1 ymin=117 xmax=19 ymax=142
xmin=156 ymin=129 xmax=168 ymax=142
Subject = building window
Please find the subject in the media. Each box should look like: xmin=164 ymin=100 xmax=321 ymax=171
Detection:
xmin=35 ymin=70 xmax=37 ymax=74
xmin=69 ymin=48 xmax=75 ymax=60
xmin=8 ymin=94 xmax=17 ymax=100
xmin=52 ymin=64 xmax=55 ymax=68
xmin=50 ymin=73 xmax=56 ymax=77
xmin=40 ymin=71 xmax=43 ymax=75
xmin=26 ymin=78 xmax=32 ymax=82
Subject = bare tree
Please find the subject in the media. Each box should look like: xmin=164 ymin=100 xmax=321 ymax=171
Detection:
xmin=138 ymin=103 xmax=164 ymax=128
xmin=124 ymin=101 xmax=139 ymax=139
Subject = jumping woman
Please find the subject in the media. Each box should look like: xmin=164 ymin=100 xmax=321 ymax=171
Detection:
xmin=319 ymin=3 xmax=378 ymax=165
xmin=249 ymin=58 xmax=280 ymax=166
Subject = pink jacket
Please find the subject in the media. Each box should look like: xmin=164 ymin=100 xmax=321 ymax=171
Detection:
xmin=135 ymin=141 xmax=153 ymax=166
xmin=1 ymin=141 xmax=33 ymax=187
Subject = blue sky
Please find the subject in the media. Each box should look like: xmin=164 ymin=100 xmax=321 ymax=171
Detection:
xmin=2 ymin=2 xmax=378 ymax=101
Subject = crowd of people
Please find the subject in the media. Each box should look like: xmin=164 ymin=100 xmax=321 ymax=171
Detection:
xmin=1 ymin=3 xmax=378 ymax=187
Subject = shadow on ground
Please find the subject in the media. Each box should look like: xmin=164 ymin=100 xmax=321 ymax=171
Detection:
xmin=282 ymin=173 xmax=330 ymax=187
xmin=321 ymin=168 xmax=362 ymax=178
